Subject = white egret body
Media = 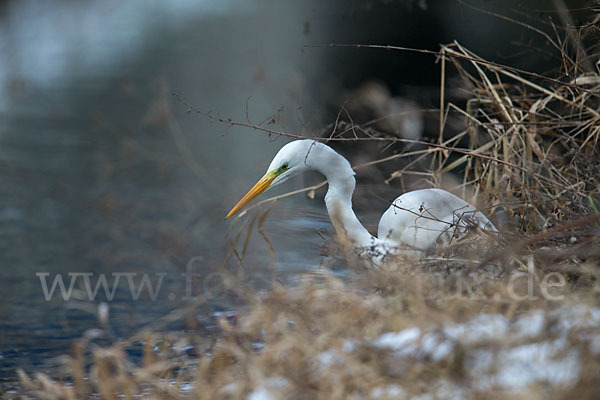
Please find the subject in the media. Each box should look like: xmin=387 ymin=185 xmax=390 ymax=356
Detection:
xmin=227 ymin=140 xmax=496 ymax=260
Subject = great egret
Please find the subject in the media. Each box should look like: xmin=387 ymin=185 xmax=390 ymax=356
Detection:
xmin=226 ymin=140 xmax=496 ymax=261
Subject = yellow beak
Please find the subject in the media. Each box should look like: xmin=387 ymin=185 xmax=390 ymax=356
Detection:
xmin=226 ymin=171 xmax=275 ymax=219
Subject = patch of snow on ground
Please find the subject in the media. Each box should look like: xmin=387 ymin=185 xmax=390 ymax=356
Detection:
xmin=247 ymin=386 xmax=275 ymax=400
xmin=371 ymin=384 xmax=406 ymax=399
xmin=367 ymin=305 xmax=600 ymax=391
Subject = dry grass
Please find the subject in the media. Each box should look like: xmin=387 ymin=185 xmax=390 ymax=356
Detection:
xmin=8 ymin=9 xmax=600 ymax=400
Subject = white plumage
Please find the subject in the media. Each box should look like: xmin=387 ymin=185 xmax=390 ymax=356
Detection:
xmin=227 ymin=140 xmax=496 ymax=260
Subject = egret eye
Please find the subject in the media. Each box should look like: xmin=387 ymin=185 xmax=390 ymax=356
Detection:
xmin=280 ymin=163 xmax=289 ymax=171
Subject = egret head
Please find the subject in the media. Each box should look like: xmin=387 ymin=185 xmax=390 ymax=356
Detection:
xmin=225 ymin=140 xmax=319 ymax=219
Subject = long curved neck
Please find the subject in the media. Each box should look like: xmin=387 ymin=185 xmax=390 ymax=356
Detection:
xmin=310 ymin=146 xmax=378 ymax=248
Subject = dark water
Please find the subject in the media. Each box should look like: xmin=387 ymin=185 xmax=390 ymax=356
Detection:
xmin=0 ymin=0 xmax=341 ymax=385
